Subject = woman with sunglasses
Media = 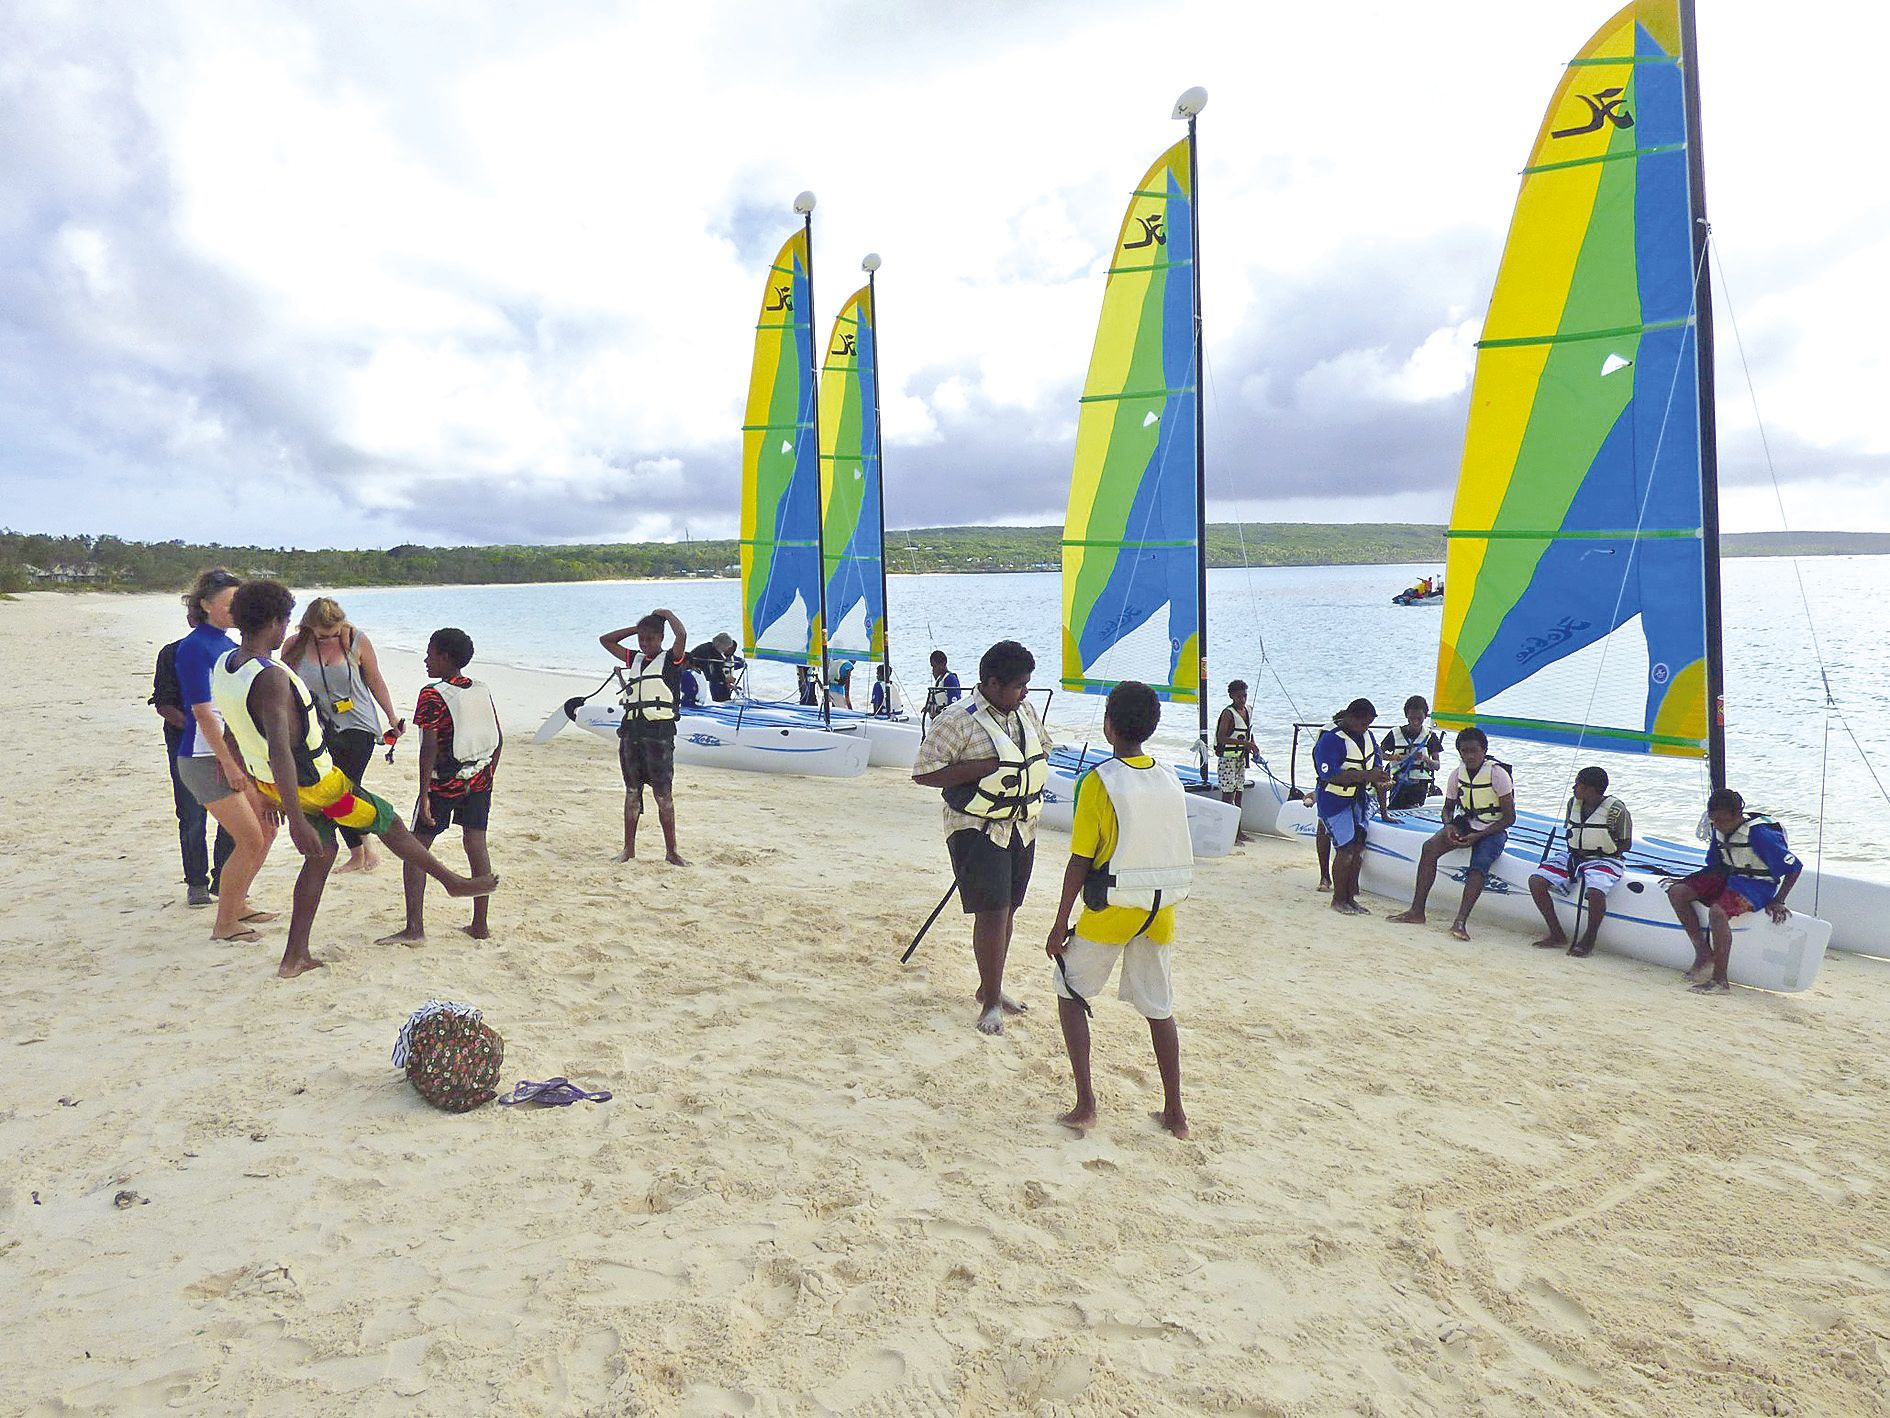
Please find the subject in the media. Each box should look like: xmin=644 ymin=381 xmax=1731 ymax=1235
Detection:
xmin=282 ymin=598 xmax=405 ymax=874
xmin=173 ymin=568 xmax=277 ymax=941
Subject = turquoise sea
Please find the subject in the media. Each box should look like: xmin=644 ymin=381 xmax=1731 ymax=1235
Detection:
xmin=328 ymin=558 xmax=1890 ymax=876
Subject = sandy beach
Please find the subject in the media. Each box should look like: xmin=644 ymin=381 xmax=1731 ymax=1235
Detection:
xmin=4 ymin=589 xmax=1890 ymax=1416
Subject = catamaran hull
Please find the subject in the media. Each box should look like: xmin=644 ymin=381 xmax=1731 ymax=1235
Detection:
xmin=1039 ymin=761 xmax=1242 ymax=858
xmin=1270 ymin=802 xmax=1829 ymax=992
xmin=711 ymin=703 xmax=921 ymax=770
xmin=536 ymin=702 xmax=870 ymax=778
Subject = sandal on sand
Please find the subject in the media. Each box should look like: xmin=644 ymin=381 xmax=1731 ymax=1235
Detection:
xmin=498 ymin=1078 xmax=612 ymax=1107
xmin=239 ymin=911 xmax=279 ymax=925
xmin=212 ymin=929 xmax=261 ymax=944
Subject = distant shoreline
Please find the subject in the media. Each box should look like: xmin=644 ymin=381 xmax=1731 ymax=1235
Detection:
xmin=4 ymin=524 xmax=1885 ymax=595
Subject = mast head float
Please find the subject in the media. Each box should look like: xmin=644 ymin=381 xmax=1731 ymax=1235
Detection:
xmin=793 ymin=190 xmax=817 ymax=215
xmin=1172 ymin=86 xmax=1208 ymax=120
xmin=861 ymin=252 xmax=882 ymax=272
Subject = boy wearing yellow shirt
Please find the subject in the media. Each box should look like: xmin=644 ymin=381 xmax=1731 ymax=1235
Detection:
xmin=1045 ymin=681 xmax=1191 ymax=1140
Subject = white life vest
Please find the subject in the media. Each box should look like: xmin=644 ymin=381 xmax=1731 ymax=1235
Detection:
xmin=1385 ymin=722 xmax=1436 ymax=785
xmin=432 ymin=679 xmax=502 ymax=779
xmin=1219 ymin=705 xmax=1250 ymax=757
xmin=878 ymin=680 xmax=905 ymax=716
xmin=1084 ymin=758 xmax=1193 ymax=917
xmin=619 ymin=652 xmax=679 ymax=727
xmin=956 ymin=704 xmax=1048 ymax=823
xmin=1457 ymin=760 xmax=1510 ymax=825
xmin=211 ymin=651 xmax=330 ymax=788
xmin=1320 ymin=730 xmax=1377 ymax=799
xmin=1564 ymin=793 xmax=1627 ymax=860
xmin=1713 ymin=812 xmax=1787 ymax=879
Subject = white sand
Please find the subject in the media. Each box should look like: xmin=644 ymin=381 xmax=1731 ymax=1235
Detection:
xmin=4 ymin=589 xmax=1890 ymax=1416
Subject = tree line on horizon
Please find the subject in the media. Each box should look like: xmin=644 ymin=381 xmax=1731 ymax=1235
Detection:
xmin=2 ymin=524 xmax=1882 ymax=596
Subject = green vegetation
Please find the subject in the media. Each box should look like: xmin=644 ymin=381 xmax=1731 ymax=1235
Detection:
xmin=3 ymin=524 xmax=1883 ymax=594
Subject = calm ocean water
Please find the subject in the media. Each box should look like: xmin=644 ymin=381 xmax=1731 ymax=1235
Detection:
xmin=327 ymin=558 xmax=1890 ymax=875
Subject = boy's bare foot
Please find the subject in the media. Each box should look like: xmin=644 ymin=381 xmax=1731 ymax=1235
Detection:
xmin=1058 ymin=1103 xmax=1097 ymax=1132
xmin=612 ymin=847 xmax=634 ymax=863
xmin=1448 ymin=922 xmax=1471 ymax=941
xmin=460 ymin=922 xmax=490 ymax=940
xmin=1690 ymin=978 xmax=1730 ymax=994
xmin=333 ymin=854 xmax=367 ymax=875
xmin=665 ymin=851 xmax=687 ymax=867
xmin=277 ymin=954 xmax=325 ymax=979
xmin=1682 ymin=957 xmax=1712 ymax=981
xmin=1530 ymin=935 xmax=1567 ymax=949
xmin=999 ymin=992 xmax=1029 ymax=1016
xmin=212 ymin=928 xmax=261 ymax=944
xmin=1316 ymin=880 xmax=1333 ymax=892
xmin=1152 ymin=1107 xmax=1191 ymax=1140
xmin=447 ymin=873 xmax=500 ymax=899
xmin=375 ymin=928 xmax=426 ymax=946
xmin=976 ymin=1005 xmax=1005 ymax=1036
xmin=1388 ymin=909 xmax=1425 ymax=925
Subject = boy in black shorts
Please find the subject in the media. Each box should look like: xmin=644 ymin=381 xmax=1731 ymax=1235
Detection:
xmin=911 ymin=640 xmax=1054 ymax=1036
xmin=602 ymin=608 xmax=688 ymax=866
xmin=377 ymin=628 xmax=502 ymax=944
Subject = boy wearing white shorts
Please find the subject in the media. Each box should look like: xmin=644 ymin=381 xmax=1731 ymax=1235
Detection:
xmin=1045 ymin=681 xmax=1191 ymax=1140
xmin=1528 ymin=765 xmax=1633 ymax=958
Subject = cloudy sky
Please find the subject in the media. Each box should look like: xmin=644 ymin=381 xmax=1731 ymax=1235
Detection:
xmin=3 ymin=0 xmax=1885 ymax=549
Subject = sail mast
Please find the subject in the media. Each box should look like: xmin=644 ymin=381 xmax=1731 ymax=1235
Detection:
xmin=1178 ymin=87 xmax=1209 ymax=780
xmin=795 ymin=191 xmax=832 ymax=729
xmin=1679 ymin=0 xmax=1726 ymax=791
xmin=863 ymin=254 xmax=892 ymax=683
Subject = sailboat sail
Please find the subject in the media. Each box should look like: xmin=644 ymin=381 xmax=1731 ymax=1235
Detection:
xmin=741 ymin=230 xmax=823 ymax=665
xmin=1435 ymin=0 xmax=1707 ymax=758
xmin=1061 ymin=138 xmax=1200 ymax=704
xmin=818 ymin=284 xmax=885 ymax=660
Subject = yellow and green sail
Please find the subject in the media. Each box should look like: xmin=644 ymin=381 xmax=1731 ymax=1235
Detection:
xmin=740 ymin=229 xmax=822 ymax=665
xmin=1061 ymin=138 xmax=1200 ymax=704
xmin=818 ymin=284 xmax=885 ymax=661
xmin=1435 ymin=0 xmax=1707 ymax=757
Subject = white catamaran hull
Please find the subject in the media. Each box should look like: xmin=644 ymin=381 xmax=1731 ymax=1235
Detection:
xmin=1270 ymin=802 xmax=1830 ymax=992
xmin=536 ymin=701 xmax=871 ymax=778
xmin=1040 ymin=759 xmax=1242 ymax=859
xmin=699 ymin=702 xmax=922 ymax=770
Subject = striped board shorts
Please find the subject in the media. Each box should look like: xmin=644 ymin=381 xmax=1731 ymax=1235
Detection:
xmin=257 ymin=767 xmax=397 ymax=845
xmin=1535 ymin=845 xmax=1626 ymax=897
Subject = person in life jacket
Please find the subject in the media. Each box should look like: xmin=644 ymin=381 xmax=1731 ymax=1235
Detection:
xmin=210 ymin=581 xmax=498 ymax=980
xmin=869 ymin=662 xmax=905 ymax=717
xmin=601 ymin=608 xmax=689 ymax=867
xmin=1526 ymin=765 xmax=1633 ymax=958
xmin=1043 ymin=681 xmax=1191 ymax=1140
xmin=1312 ymin=698 xmax=1389 ymax=916
xmin=911 ymin=639 xmax=1055 ymax=1037
xmin=1667 ymin=787 xmax=1803 ymax=993
xmin=1390 ymin=726 xmax=1515 ymax=941
xmin=375 ymin=627 xmax=502 ymax=948
xmin=919 ymin=649 xmax=963 ymax=736
xmin=1380 ymin=695 xmax=1442 ymax=811
xmin=1214 ymin=679 xmax=1252 ymax=824
xmin=827 ymin=659 xmax=855 ymax=711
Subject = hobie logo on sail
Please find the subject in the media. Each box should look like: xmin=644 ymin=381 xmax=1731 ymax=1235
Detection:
xmin=832 ymin=333 xmax=857 ymax=356
xmin=1123 ymin=215 xmax=1166 ymax=250
xmin=1552 ymin=87 xmax=1634 ymax=139
xmin=1515 ymin=615 xmax=1592 ymax=666
xmin=765 ymin=284 xmax=794 ymax=312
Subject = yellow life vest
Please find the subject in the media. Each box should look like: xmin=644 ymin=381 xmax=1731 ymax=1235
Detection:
xmin=1564 ymin=793 xmax=1628 ymax=860
xmin=1457 ymin=760 xmax=1509 ymax=825
xmin=1321 ymin=730 xmax=1376 ymax=799
xmin=619 ymin=651 xmax=679 ymax=727
xmin=958 ymin=704 xmax=1048 ymax=823
xmin=211 ymin=651 xmax=330 ymax=788
xmin=1713 ymin=812 xmax=1786 ymax=879
xmin=1219 ymin=705 xmax=1250 ymax=758
xmin=1385 ymin=722 xmax=1436 ymax=785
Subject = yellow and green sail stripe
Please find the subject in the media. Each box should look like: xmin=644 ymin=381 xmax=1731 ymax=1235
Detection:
xmin=818 ymin=284 xmax=885 ymax=661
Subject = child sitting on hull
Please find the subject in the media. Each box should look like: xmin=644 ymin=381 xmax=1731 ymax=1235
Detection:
xmin=1667 ymin=788 xmax=1803 ymax=994
xmin=1380 ymin=696 xmax=1441 ymax=811
xmin=1044 ymin=681 xmax=1190 ymax=1140
xmin=1527 ymin=766 xmax=1632 ymax=958
xmin=377 ymin=628 xmax=502 ymax=946
xmin=910 ymin=640 xmax=1055 ymax=1036
xmin=210 ymin=582 xmax=499 ymax=979
xmin=1389 ymin=727 xmax=1515 ymax=941
xmin=1311 ymin=699 xmax=1387 ymax=915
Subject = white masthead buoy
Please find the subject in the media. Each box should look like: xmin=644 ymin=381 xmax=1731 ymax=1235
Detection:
xmin=793 ymin=190 xmax=817 ymax=214
xmin=861 ymin=253 xmax=882 ymax=272
xmin=1172 ymin=86 xmax=1208 ymax=119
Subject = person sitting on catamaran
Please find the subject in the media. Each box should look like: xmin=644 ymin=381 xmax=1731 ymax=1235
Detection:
xmin=1389 ymin=727 xmax=1515 ymax=941
xmin=1380 ymin=696 xmax=1442 ymax=811
xmin=920 ymin=650 xmax=963 ymax=735
xmin=1668 ymin=789 xmax=1803 ymax=995
xmin=910 ymin=640 xmax=1055 ymax=1037
xmin=1311 ymin=699 xmax=1387 ymax=916
xmin=1526 ymin=766 xmax=1632 ymax=959
xmin=687 ymin=633 xmax=744 ymax=703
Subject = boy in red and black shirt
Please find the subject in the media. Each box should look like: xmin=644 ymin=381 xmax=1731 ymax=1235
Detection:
xmin=377 ymin=628 xmax=501 ymax=944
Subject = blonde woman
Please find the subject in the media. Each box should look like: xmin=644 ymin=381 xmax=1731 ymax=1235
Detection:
xmin=282 ymin=598 xmax=406 ymax=873
xmin=173 ymin=568 xmax=278 ymax=941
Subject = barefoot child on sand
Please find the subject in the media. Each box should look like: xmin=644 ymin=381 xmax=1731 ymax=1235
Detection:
xmin=1389 ymin=727 xmax=1515 ymax=941
xmin=911 ymin=640 xmax=1054 ymax=1036
xmin=601 ymin=609 xmax=689 ymax=866
xmin=1667 ymin=788 xmax=1803 ymax=994
xmin=211 ymin=582 xmax=498 ymax=978
xmin=377 ymin=628 xmax=501 ymax=946
xmin=1044 ymin=682 xmax=1190 ymax=1139
xmin=1312 ymin=699 xmax=1387 ymax=915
